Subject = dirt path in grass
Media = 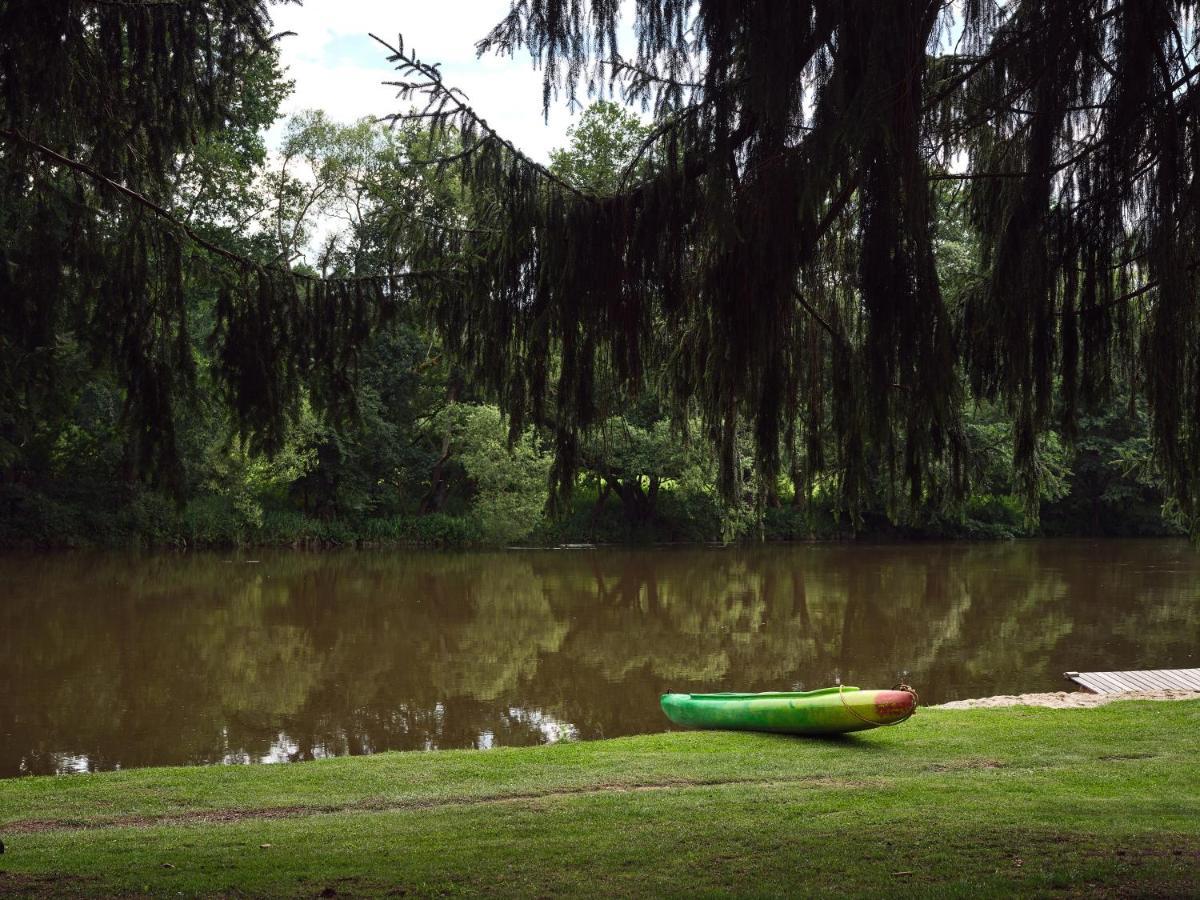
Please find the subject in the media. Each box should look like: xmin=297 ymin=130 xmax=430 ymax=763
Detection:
xmin=1 ymin=775 xmax=860 ymax=836
xmin=935 ymin=689 xmax=1200 ymax=709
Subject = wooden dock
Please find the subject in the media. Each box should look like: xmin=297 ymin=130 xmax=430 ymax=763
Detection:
xmin=1064 ymin=669 xmax=1200 ymax=694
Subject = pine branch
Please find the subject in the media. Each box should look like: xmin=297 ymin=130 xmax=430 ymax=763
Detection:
xmin=371 ymin=33 xmax=597 ymax=201
xmin=616 ymin=102 xmax=704 ymax=190
xmin=2 ymin=127 xmax=250 ymax=267
xmin=792 ymin=289 xmax=840 ymax=342
xmin=603 ymin=58 xmax=704 ymax=93
xmin=792 ymin=174 xmax=860 ymax=346
xmin=1057 ymin=262 xmax=1200 ymax=318
xmin=0 ymin=127 xmax=446 ymax=287
xmin=1093 ymin=281 xmax=1156 ymax=312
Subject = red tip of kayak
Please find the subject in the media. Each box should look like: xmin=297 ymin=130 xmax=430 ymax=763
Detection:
xmin=874 ymin=690 xmax=916 ymax=721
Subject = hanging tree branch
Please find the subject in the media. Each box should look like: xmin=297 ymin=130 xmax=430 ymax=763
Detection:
xmin=0 ymin=127 xmax=449 ymax=286
xmin=9 ymin=0 xmax=1200 ymax=529
xmin=374 ymin=0 xmax=1200 ymax=528
xmin=370 ymin=32 xmax=597 ymax=200
xmin=1 ymin=128 xmax=251 ymax=268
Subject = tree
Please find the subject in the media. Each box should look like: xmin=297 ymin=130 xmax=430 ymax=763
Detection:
xmin=547 ymin=102 xmax=706 ymax=526
xmin=0 ymin=4 xmax=436 ymax=491
xmin=1042 ymin=397 xmax=1183 ymax=537
xmin=377 ymin=0 xmax=1200 ymax=533
xmin=0 ymin=1 xmax=281 ymax=488
xmin=549 ymin=101 xmax=652 ymax=194
xmin=6 ymin=1 xmax=1200 ymax=538
xmin=579 ymin=409 xmax=708 ymax=527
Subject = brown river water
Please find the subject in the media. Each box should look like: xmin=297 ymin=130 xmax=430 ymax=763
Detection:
xmin=1 ymin=540 xmax=1197 ymax=776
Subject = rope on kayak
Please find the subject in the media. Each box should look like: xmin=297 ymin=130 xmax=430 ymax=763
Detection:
xmin=893 ymin=682 xmax=919 ymax=723
xmin=838 ymin=682 xmax=919 ymax=727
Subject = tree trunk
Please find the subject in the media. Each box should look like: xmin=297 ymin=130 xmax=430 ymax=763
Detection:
xmin=420 ymin=437 xmax=452 ymax=514
xmin=420 ymin=380 xmax=459 ymax=514
xmin=646 ymin=476 xmax=661 ymax=520
xmin=590 ymin=480 xmax=612 ymax=521
xmin=606 ymin=475 xmax=659 ymax=525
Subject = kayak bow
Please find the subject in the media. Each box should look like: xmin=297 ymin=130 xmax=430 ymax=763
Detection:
xmin=660 ymin=686 xmax=916 ymax=735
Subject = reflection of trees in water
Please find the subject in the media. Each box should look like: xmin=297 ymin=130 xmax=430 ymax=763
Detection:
xmin=192 ymin=577 xmax=323 ymax=723
xmin=910 ymin=545 xmax=1073 ymax=700
xmin=429 ymin=562 xmax=568 ymax=701
xmin=1034 ymin=542 xmax=1200 ymax=676
xmin=0 ymin=541 xmax=1197 ymax=774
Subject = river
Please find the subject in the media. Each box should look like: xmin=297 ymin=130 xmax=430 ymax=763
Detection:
xmin=1 ymin=539 xmax=1196 ymax=776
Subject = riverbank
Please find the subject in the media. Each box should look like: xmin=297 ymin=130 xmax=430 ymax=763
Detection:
xmin=1 ymin=701 xmax=1196 ymax=897
xmin=2 ymin=476 xmax=1183 ymax=550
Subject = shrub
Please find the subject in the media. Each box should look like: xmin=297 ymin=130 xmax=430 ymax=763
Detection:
xmin=404 ymin=512 xmax=484 ymax=545
xmin=180 ymin=495 xmax=247 ymax=546
xmin=0 ymin=484 xmax=87 ymax=547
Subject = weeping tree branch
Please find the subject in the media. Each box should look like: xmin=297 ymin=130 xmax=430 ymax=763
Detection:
xmin=792 ymin=173 xmax=861 ymax=345
xmin=371 ymin=32 xmax=597 ymax=200
xmin=0 ymin=127 xmax=448 ymax=286
xmin=792 ymin=289 xmax=841 ymax=342
xmin=615 ymin=103 xmax=699 ymax=190
xmin=2 ymin=127 xmax=251 ymax=267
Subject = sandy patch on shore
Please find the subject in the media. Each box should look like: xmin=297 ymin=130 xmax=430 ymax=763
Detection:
xmin=935 ymin=689 xmax=1200 ymax=709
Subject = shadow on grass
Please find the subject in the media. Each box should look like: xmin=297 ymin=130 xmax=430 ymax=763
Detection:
xmin=682 ymin=729 xmax=890 ymax=752
xmin=782 ymin=732 xmax=888 ymax=751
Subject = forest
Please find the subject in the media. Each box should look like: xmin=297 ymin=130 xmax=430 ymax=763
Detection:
xmin=1 ymin=2 xmax=1194 ymax=548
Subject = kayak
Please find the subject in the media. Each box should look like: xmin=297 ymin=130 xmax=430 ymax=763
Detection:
xmin=660 ymin=686 xmax=916 ymax=735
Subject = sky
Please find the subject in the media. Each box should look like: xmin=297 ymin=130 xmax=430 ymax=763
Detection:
xmin=267 ymin=1 xmax=626 ymax=162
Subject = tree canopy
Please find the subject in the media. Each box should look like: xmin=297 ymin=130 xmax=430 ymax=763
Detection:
xmin=385 ymin=0 xmax=1200 ymax=527
xmin=0 ymin=0 xmax=424 ymax=487
xmin=3 ymin=0 xmax=1199 ymax=534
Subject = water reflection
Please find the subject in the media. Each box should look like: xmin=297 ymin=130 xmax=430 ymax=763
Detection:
xmin=0 ymin=541 xmax=1196 ymax=776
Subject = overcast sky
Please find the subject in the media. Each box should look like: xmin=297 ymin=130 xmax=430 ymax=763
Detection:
xmin=268 ymin=1 xmax=628 ymax=162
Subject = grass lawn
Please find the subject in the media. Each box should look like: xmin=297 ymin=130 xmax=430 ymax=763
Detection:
xmin=0 ymin=701 xmax=1197 ymax=897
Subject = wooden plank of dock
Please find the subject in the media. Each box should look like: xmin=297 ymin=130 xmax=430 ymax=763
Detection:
xmin=1064 ymin=669 xmax=1200 ymax=693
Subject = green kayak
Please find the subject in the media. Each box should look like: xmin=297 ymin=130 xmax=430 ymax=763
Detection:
xmin=660 ymin=686 xmax=916 ymax=735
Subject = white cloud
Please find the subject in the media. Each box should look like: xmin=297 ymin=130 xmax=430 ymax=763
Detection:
xmin=267 ymin=0 xmax=625 ymax=161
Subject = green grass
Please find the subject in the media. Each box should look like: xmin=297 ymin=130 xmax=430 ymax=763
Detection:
xmin=1 ymin=702 xmax=1198 ymax=897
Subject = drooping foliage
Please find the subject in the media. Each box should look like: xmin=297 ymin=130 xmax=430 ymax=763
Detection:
xmin=4 ymin=0 xmax=1200 ymax=535
xmin=0 ymin=0 xmax=423 ymax=488
xmin=378 ymin=0 xmax=1200 ymax=528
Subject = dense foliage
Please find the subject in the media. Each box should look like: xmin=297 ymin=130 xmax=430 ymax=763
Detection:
xmin=387 ymin=0 xmax=1200 ymax=528
xmin=0 ymin=1 xmax=1193 ymax=546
